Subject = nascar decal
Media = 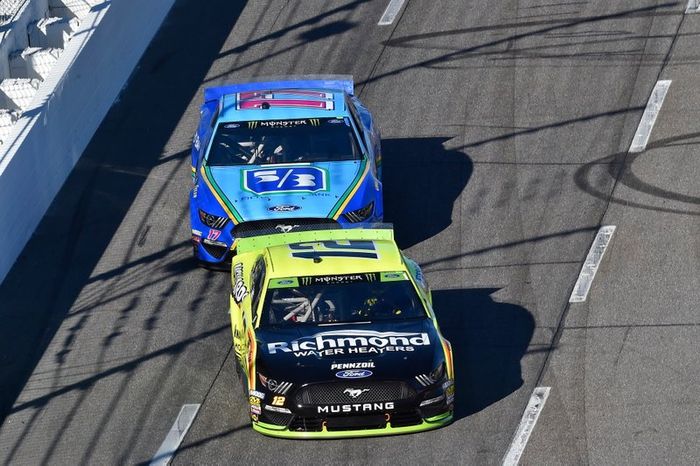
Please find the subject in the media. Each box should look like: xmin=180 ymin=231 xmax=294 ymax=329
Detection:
xmin=242 ymin=166 xmax=328 ymax=195
xmin=266 ymin=330 xmax=431 ymax=358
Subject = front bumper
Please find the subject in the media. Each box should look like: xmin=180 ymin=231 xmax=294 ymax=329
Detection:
xmin=253 ymin=410 xmax=452 ymax=439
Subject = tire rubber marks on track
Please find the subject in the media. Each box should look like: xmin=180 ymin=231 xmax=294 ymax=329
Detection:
xmin=502 ymin=387 xmax=551 ymax=466
xmin=378 ymin=0 xmax=406 ymax=25
xmin=150 ymin=404 xmax=200 ymax=466
xmin=629 ymin=80 xmax=671 ymax=153
xmin=569 ymin=225 xmax=616 ymax=303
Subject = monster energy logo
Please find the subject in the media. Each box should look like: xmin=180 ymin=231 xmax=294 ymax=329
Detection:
xmin=297 ymin=273 xmax=379 ymax=286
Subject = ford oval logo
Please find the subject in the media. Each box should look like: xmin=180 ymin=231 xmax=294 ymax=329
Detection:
xmin=268 ymin=204 xmax=301 ymax=213
xmin=335 ymin=369 xmax=373 ymax=379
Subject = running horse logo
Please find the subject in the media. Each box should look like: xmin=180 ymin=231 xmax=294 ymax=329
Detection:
xmin=343 ymin=388 xmax=370 ymax=399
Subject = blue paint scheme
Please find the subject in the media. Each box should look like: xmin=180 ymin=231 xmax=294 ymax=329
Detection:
xmin=189 ymin=76 xmax=384 ymax=265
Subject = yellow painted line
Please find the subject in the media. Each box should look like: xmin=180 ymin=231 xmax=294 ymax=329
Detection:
xmin=200 ymin=166 xmax=239 ymax=225
xmin=332 ymin=162 xmax=370 ymax=220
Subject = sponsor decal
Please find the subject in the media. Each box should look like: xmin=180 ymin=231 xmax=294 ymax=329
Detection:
xmin=193 ymin=133 xmax=200 ymax=151
xmin=336 ymin=369 xmax=373 ymax=380
xmin=317 ymin=402 xmax=394 ymax=414
xmin=243 ymin=166 xmax=328 ymax=195
xmin=328 ymin=118 xmax=343 ymax=124
xmin=266 ymin=330 xmax=431 ymax=358
xmin=251 ymin=414 xmax=259 ymax=422
xmin=224 ymin=123 xmax=240 ymax=128
xmin=275 ymin=224 xmax=299 ymax=234
xmin=250 ymin=390 xmax=265 ymax=400
xmin=203 ymin=238 xmax=227 ymax=247
xmin=419 ymin=394 xmax=446 ymax=407
xmin=232 ymin=263 xmax=248 ymax=303
xmin=298 ymin=273 xmax=378 ymax=286
xmin=444 ymin=380 xmax=455 ymax=404
xmin=344 ymin=388 xmax=369 ymax=399
xmin=192 ymin=229 xmax=202 ymax=236
xmin=250 ymin=404 xmax=261 ymax=415
xmin=289 ymin=240 xmax=378 ymax=260
xmin=264 ymin=405 xmax=292 ymax=414
xmin=259 ymin=119 xmax=309 ymax=128
xmin=192 ymin=235 xmax=202 ymax=244
xmin=207 ymin=229 xmax=221 ymax=241
xmin=249 ymin=396 xmax=261 ymax=406
xmin=331 ymin=362 xmax=375 ymax=370
xmin=268 ymin=204 xmax=301 ymax=213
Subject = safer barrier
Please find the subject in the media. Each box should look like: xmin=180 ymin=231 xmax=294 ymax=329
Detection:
xmin=0 ymin=0 xmax=177 ymax=283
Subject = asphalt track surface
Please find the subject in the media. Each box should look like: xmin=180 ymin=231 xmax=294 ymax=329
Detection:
xmin=0 ymin=1 xmax=698 ymax=464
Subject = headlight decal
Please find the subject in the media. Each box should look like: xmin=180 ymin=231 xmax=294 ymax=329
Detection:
xmin=343 ymin=200 xmax=375 ymax=223
xmin=198 ymin=209 xmax=229 ymax=229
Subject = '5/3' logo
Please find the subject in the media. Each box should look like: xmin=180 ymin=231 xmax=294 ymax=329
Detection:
xmin=243 ymin=166 xmax=327 ymax=195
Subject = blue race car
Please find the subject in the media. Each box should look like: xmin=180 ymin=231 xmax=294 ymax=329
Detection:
xmin=189 ymin=76 xmax=383 ymax=266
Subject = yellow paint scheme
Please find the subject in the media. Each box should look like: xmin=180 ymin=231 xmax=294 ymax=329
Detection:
xmin=228 ymin=228 xmax=454 ymax=411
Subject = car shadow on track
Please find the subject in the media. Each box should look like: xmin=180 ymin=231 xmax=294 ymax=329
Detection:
xmin=432 ymin=288 xmax=534 ymax=420
xmin=382 ymin=137 xmax=472 ymax=249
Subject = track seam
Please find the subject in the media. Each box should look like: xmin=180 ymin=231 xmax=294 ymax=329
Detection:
xmin=357 ymin=0 xmax=411 ymax=98
xmin=533 ymin=0 xmax=687 ymax=387
xmin=525 ymin=6 xmax=688 ymax=465
xmin=170 ymin=344 xmax=233 ymax=463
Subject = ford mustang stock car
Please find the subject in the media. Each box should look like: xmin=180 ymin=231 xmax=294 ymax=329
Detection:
xmin=229 ymin=226 xmax=454 ymax=438
xmin=189 ymin=75 xmax=383 ymax=266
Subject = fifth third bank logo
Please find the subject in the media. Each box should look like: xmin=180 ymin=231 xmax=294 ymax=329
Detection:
xmin=243 ymin=166 xmax=327 ymax=195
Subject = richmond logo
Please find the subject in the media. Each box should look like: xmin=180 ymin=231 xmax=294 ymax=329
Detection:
xmin=266 ymin=330 xmax=431 ymax=357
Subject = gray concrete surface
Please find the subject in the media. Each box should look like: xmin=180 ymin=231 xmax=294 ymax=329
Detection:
xmin=0 ymin=1 xmax=697 ymax=465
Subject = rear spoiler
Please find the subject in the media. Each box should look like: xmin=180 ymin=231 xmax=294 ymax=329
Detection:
xmin=236 ymin=224 xmax=393 ymax=255
xmin=204 ymin=75 xmax=354 ymax=103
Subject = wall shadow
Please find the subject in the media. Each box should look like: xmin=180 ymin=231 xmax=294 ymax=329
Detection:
xmin=382 ymin=137 xmax=472 ymax=248
xmin=0 ymin=0 xmax=248 ymax=424
xmin=432 ymin=288 xmax=534 ymax=419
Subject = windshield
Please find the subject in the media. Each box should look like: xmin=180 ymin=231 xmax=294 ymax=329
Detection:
xmin=206 ymin=117 xmax=362 ymax=166
xmin=259 ymin=272 xmax=426 ymax=327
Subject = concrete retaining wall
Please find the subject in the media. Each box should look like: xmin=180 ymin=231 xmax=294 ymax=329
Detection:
xmin=0 ymin=0 xmax=177 ymax=283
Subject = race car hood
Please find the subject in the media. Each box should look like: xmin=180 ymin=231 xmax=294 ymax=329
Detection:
xmin=255 ymin=319 xmax=439 ymax=384
xmin=206 ymin=160 xmax=366 ymax=221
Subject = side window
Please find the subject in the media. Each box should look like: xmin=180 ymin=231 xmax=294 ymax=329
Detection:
xmin=249 ymin=256 xmax=267 ymax=321
xmin=346 ymin=98 xmax=368 ymax=153
xmin=210 ymin=102 xmax=220 ymax=127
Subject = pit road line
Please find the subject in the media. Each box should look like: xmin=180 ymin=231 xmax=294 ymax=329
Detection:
xmin=378 ymin=0 xmax=406 ymax=25
xmin=569 ymin=225 xmax=616 ymax=303
xmin=629 ymin=80 xmax=671 ymax=153
xmin=501 ymin=387 xmax=551 ymax=466
xmin=149 ymin=404 xmax=201 ymax=466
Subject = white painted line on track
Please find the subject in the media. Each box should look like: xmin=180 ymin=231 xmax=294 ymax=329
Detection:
xmin=686 ymin=0 xmax=700 ymax=13
xmin=378 ymin=0 xmax=406 ymax=25
xmin=150 ymin=404 xmax=201 ymax=466
xmin=569 ymin=225 xmax=616 ymax=303
xmin=629 ymin=80 xmax=671 ymax=153
xmin=502 ymin=387 xmax=551 ymax=466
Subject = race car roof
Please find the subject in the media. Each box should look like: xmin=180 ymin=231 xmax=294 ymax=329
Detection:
xmin=264 ymin=239 xmax=405 ymax=278
xmin=219 ymin=89 xmax=348 ymax=123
